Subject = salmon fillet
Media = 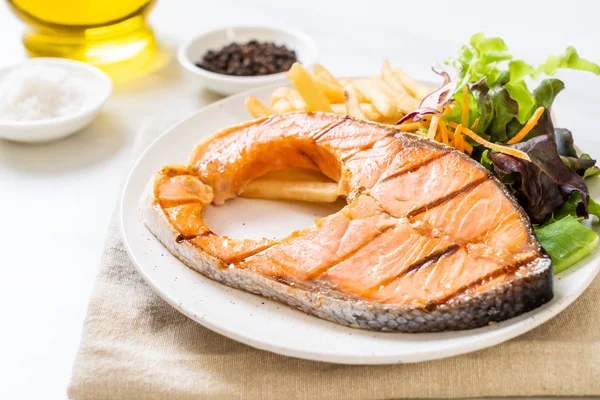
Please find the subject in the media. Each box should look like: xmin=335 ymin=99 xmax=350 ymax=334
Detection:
xmin=142 ymin=112 xmax=552 ymax=332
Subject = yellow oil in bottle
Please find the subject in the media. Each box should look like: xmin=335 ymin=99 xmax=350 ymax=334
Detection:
xmin=8 ymin=0 xmax=162 ymax=81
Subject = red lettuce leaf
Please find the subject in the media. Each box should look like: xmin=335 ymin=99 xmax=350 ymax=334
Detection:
xmin=553 ymin=127 xmax=578 ymax=157
xmin=397 ymin=68 xmax=458 ymax=125
xmin=487 ymin=134 xmax=590 ymax=223
xmin=396 ymin=107 xmax=439 ymax=125
xmin=553 ymin=128 xmax=599 ymax=177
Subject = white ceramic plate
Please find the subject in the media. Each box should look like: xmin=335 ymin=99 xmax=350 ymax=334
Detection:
xmin=121 ymin=84 xmax=600 ymax=364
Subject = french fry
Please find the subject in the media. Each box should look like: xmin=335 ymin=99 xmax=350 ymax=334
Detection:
xmin=352 ymin=78 xmax=397 ymax=119
xmin=360 ymin=103 xmax=383 ymax=121
xmin=272 ymin=98 xmax=295 ymax=114
xmin=240 ymin=180 xmax=339 ymax=203
xmin=344 ymin=84 xmax=365 ymax=119
xmin=239 ymin=168 xmax=339 ymax=203
xmin=314 ymin=64 xmax=346 ymax=103
xmin=270 ymin=87 xmax=306 ymax=110
xmin=314 ymin=64 xmax=338 ymax=82
xmin=330 ymin=103 xmax=348 ymax=114
xmin=372 ymin=76 xmax=419 ymax=115
xmin=248 ymin=60 xmax=430 ymax=124
xmin=245 ymin=96 xmax=272 ymax=118
xmin=315 ymin=78 xmax=346 ymax=103
xmin=262 ymin=168 xmax=334 ymax=182
xmin=384 ymin=62 xmax=432 ymax=100
xmin=344 ymin=79 xmax=366 ymax=102
xmin=371 ymin=76 xmax=405 ymax=119
xmin=381 ymin=60 xmax=411 ymax=95
xmin=331 ymin=103 xmax=380 ymax=121
xmin=286 ymin=63 xmax=332 ymax=112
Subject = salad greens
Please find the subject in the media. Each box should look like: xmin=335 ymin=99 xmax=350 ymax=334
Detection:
xmin=487 ymin=134 xmax=590 ymax=224
xmin=426 ymin=33 xmax=600 ymax=272
xmin=449 ymin=34 xmax=600 ymax=124
xmin=535 ymin=215 xmax=599 ymax=274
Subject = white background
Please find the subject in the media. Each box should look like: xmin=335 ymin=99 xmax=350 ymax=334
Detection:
xmin=1 ymin=1 xmax=600 ymax=398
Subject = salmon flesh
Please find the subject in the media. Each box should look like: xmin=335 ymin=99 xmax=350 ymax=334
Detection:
xmin=142 ymin=112 xmax=553 ymax=332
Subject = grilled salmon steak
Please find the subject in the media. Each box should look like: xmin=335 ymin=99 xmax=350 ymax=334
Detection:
xmin=142 ymin=112 xmax=552 ymax=332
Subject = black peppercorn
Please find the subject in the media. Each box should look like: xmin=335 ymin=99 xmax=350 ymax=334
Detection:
xmin=196 ymin=41 xmax=298 ymax=76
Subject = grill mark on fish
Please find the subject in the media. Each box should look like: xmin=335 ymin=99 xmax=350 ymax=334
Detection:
xmin=306 ymin=225 xmax=396 ymax=280
xmin=340 ymin=144 xmax=372 ymax=163
xmin=175 ymin=231 xmax=213 ymax=243
xmin=177 ymin=232 xmax=274 ymax=265
xmin=365 ymin=245 xmax=461 ymax=297
xmin=311 ymin=117 xmax=349 ymax=142
xmin=222 ymin=244 xmax=278 ymax=265
xmin=406 ymin=175 xmax=490 ymax=218
xmin=379 ymin=151 xmax=450 ymax=183
xmin=397 ymin=244 xmax=459 ymax=279
xmin=260 ymin=115 xmax=281 ymax=127
xmin=429 ymin=255 xmax=540 ymax=306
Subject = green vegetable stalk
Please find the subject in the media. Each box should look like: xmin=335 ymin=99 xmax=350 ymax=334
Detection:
xmin=535 ymin=216 xmax=599 ymax=274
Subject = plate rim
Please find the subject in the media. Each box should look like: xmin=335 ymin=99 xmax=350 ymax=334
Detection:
xmin=120 ymin=84 xmax=600 ymax=365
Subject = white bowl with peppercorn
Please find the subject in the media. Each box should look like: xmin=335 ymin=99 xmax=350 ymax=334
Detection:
xmin=178 ymin=26 xmax=317 ymax=96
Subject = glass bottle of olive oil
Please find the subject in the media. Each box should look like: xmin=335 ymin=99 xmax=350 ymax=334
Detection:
xmin=8 ymin=0 xmax=159 ymax=80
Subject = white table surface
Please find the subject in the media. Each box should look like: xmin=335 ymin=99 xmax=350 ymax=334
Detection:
xmin=1 ymin=1 xmax=599 ymax=398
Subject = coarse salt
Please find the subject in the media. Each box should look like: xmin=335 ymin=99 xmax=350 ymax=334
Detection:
xmin=0 ymin=64 xmax=99 ymax=122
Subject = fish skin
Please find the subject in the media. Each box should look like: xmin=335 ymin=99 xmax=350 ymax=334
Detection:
xmin=142 ymin=112 xmax=553 ymax=332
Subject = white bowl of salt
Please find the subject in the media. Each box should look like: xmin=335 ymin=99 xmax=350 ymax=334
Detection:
xmin=0 ymin=58 xmax=112 ymax=143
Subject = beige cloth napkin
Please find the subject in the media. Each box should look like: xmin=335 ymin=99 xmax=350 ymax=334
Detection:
xmin=68 ymin=119 xmax=600 ymax=400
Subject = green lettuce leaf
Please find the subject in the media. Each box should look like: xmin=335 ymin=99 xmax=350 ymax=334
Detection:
xmin=449 ymin=32 xmax=513 ymax=88
xmin=533 ymin=79 xmax=565 ymax=110
xmin=553 ymin=192 xmax=600 ymax=221
xmin=509 ymin=60 xmax=535 ymax=83
xmin=488 ymin=86 xmax=518 ymax=142
xmin=591 ymin=197 xmax=600 ymax=218
xmin=583 ymin=165 xmax=600 ymax=179
xmin=538 ymin=46 xmax=600 ymax=76
xmin=449 ymin=34 xmax=600 ymax=126
xmin=581 ymin=154 xmax=600 ymax=178
xmin=469 ymin=79 xmax=494 ymax=133
xmin=535 ymin=215 xmax=599 ymax=274
xmin=504 ymin=80 xmax=536 ymax=123
xmin=480 ymin=150 xmax=494 ymax=171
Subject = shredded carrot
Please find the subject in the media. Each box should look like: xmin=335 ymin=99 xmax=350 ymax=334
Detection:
xmin=428 ymin=115 xmax=439 ymax=139
xmin=439 ymin=119 xmax=449 ymax=145
xmin=461 ymin=86 xmax=469 ymax=127
xmin=448 ymin=121 xmax=458 ymax=128
xmin=463 ymin=140 xmax=473 ymax=154
xmin=506 ymin=107 xmax=545 ymax=144
xmin=471 ymin=117 xmax=479 ymax=130
xmin=448 ymin=126 xmax=454 ymax=140
xmin=444 ymin=103 xmax=452 ymax=114
xmin=397 ymin=122 xmax=420 ymax=131
xmin=462 ymin=126 xmax=531 ymax=161
xmin=454 ymin=124 xmax=464 ymax=152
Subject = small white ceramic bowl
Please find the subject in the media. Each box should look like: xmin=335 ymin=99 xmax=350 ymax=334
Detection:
xmin=178 ymin=26 xmax=317 ymax=96
xmin=0 ymin=58 xmax=112 ymax=143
